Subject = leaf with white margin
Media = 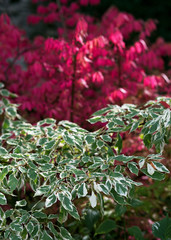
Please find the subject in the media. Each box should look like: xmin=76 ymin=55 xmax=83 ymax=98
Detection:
xmin=93 ymin=182 xmax=99 ymax=192
xmin=77 ymin=183 xmax=88 ymax=198
xmin=152 ymin=161 xmax=170 ymax=173
xmin=45 ymin=193 xmax=57 ymax=208
xmin=147 ymin=163 xmax=155 ymax=175
xmin=89 ymin=191 xmax=97 ymax=208
xmin=139 ymin=159 xmax=145 ymax=169
xmin=0 ymin=192 xmax=7 ymax=205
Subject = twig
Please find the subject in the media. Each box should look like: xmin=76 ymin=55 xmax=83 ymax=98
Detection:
xmin=70 ymin=53 xmax=77 ymax=122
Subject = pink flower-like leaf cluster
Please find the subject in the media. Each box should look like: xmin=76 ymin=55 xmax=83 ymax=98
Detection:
xmin=0 ymin=3 xmax=170 ymax=130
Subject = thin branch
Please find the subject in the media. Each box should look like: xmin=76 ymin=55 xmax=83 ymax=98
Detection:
xmin=70 ymin=54 xmax=77 ymax=122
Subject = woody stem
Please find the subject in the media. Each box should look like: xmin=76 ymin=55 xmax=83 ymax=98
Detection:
xmin=70 ymin=54 xmax=77 ymax=122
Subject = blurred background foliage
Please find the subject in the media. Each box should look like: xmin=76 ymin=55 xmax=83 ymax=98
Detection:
xmin=0 ymin=0 xmax=170 ymax=41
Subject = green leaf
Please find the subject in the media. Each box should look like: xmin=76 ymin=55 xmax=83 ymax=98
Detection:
xmin=27 ymin=169 xmax=37 ymax=181
xmin=88 ymin=116 xmax=103 ymax=124
xmin=113 ymin=118 xmax=125 ymax=126
xmin=9 ymin=174 xmax=18 ymax=191
xmin=44 ymin=140 xmax=56 ymax=150
xmin=30 ymin=224 xmax=39 ymax=238
xmin=147 ymin=163 xmax=155 ymax=175
xmin=97 ymin=192 xmax=104 ymax=216
xmin=9 ymin=234 xmax=22 ymax=240
xmin=33 ymin=211 xmax=47 ymax=219
xmin=108 ymin=127 xmax=123 ymax=132
xmin=0 ymin=107 xmax=3 ymax=115
xmin=42 ymin=230 xmax=53 ymax=240
xmin=48 ymin=222 xmax=60 ymax=237
xmin=63 ymin=133 xmax=75 ymax=145
xmin=101 ymin=164 xmax=109 ymax=170
xmin=15 ymin=200 xmax=27 ymax=207
xmin=139 ymin=159 xmax=145 ymax=168
xmin=48 ymin=214 xmax=59 ymax=219
xmin=0 ymin=167 xmax=8 ymax=181
xmin=152 ymin=216 xmax=171 ymax=240
xmin=143 ymin=134 xmax=152 ymax=149
xmin=10 ymin=222 xmax=23 ymax=232
xmin=85 ymin=135 xmax=95 ymax=144
xmin=88 ymin=162 xmax=101 ymax=170
xmin=152 ymin=161 xmax=170 ymax=173
xmin=2 ymin=118 xmax=11 ymax=131
xmin=57 ymin=206 xmax=68 ymax=224
xmin=149 ymin=119 xmax=159 ymax=133
xmin=106 ymin=179 xmax=112 ymax=191
xmin=37 ymin=118 xmax=56 ymax=126
xmin=83 ymin=209 xmax=100 ymax=232
xmin=57 ymin=193 xmax=73 ymax=212
xmin=11 ymin=153 xmax=23 ymax=159
xmin=6 ymin=107 xmax=17 ymax=118
xmin=0 ymin=82 xmax=4 ymax=88
xmin=77 ymin=183 xmax=88 ymax=198
xmin=130 ymin=121 xmax=139 ymax=132
xmin=115 ymin=133 xmax=122 ymax=154
xmin=60 ymin=227 xmax=74 ymax=240
xmin=0 ymin=147 xmax=8 ymax=155
xmin=45 ymin=193 xmax=57 ymax=208
xmin=129 ymin=198 xmax=143 ymax=207
xmin=4 ymin=230 xmax=10 ymax=239
xmin=107 ymin=121 xmax=115 ymax=129
xmin=0 ymin=206 xmax=5 ymax=219
xmin=18 ymin=212 xmax=30 ymax=224
xmin=68 ymin=205 xmax=80 ymax=220
xmin=20 ymin=227 xmax=28 ymax=239
xmin=63 ymin=196 xmax=73 ymax=212
xmin=98 ymin=184 xmax=109 ymax=195
xmin=115 ymin=204 xmax=127 ymax=216
xmin=101 ymin=134 xmax=112 ymax=142
xmin=110 ymin=189 xmax=126 ymax=205
xmin=128 ymin=162 xmax=139 ymax=175
xmin=141 ymin=169 xmax=165 ymax=180
xmin=97 ymin=140 xmax=104 ymax=148
xmin=95 ymin=219 xmax=116 ymax=235
xmin=114 ymin=155 xmax=134 ymax=163
xmin=26 ymin=221 xmax=34 ymax=234
xmin=37 ymin=137 xmax=47 ymax=146
xmin=89 ymin=191 xmax=97 ymax=208
xmin=34 ymin=185 xmax=49 ymax=197
xmin=0 ymin=89 xmax=10 ymax=97
xmin=115 ymin=182 xmax=128 ymax=197
xmin=71 ymin=168 xmax=86 ymax=177
xmin=92 ymin=107 xmax=110 ymax=116
xmin=128 ymin=226 xmax=144 ymax=240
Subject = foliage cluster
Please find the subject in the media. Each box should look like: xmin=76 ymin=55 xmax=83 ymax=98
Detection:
xmin=0 ymin=1 xmax=170 ymax=128
xmin=0 ymin=1 xmax=171 ymax=239
xmin=0 ymin=84 xmax=171 ymax=239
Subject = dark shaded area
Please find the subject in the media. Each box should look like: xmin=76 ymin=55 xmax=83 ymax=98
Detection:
xmin=0 ymin=0 xmax=170 ymax=40
xmin=81 ymin=0 xmax=171 ymax=41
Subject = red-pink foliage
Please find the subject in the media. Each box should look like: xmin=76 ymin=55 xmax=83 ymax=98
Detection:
xmin=0 ymin=2 xmax=170 ymax=128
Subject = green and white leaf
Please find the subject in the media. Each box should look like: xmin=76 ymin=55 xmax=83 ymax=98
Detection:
xmin=45 ymin=193 xmax=57 ymax=208
xmin=152 ymin=161 xmax=170 ymax=173
xmin=0 ymin=193 xmax=7 ymax=205
xmin=147 ymin=163 xmax=155 ymax=175
xmin=15 ymin=200 xmax=27 ymax=207
xmin=89 ymin=191 xmax=97 ymax=208
xmin=77 ymin=183 xmax=88 ymax=198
